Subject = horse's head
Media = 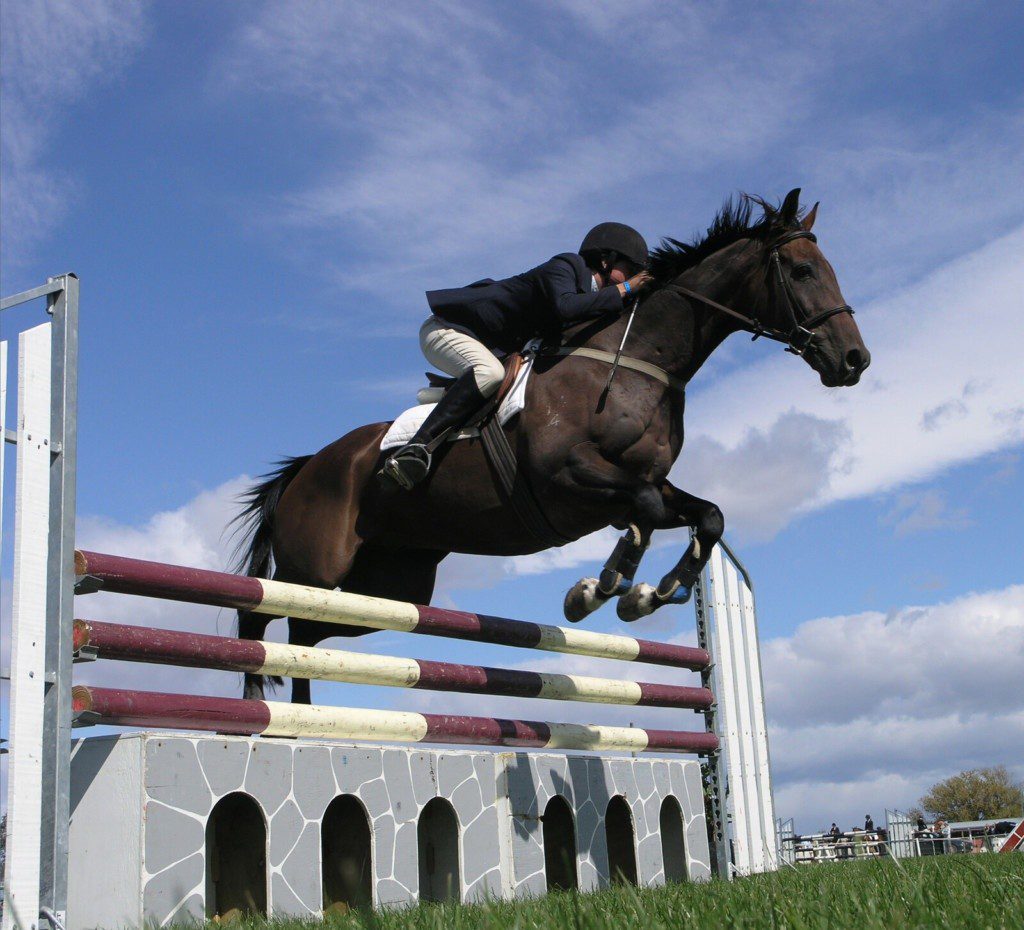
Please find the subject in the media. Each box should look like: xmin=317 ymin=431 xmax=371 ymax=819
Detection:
xmin=752 ymin=189 xmax=870 ymax=387
xmin=650 ymin=189 xmax=870 ymax=388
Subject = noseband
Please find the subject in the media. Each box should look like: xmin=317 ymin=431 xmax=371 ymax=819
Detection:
xmin=669 ymin=229 xmax=855 ymax=356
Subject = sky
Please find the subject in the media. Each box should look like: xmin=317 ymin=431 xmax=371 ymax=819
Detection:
xmin=1 ymin=0 xmax=1022 ymax=836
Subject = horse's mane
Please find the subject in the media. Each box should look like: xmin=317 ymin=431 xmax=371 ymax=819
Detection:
xmin=648 ymin=193 xmax=805 ymax=286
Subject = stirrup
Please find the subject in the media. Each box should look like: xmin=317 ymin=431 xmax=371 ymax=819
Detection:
xmin=379 ymin=444 xmax=432 ymax=490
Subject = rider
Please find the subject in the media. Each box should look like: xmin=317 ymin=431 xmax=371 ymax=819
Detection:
xmin=379 ymin=222 xmax=653 ymax=490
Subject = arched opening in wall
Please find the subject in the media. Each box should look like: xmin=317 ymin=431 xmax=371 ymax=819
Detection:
xmin=605 ymin=795 xmax=638 ymax=886
xmin=322 ymin=794 xmax=373 ymax=913
xmin=418 ymin=798 xmax=460 ymax=903
xmin=543 ymin=795 xmax=578 ymax=892
xmin=205 ymin=793 xmax=267 ymax=919
xmin=660 ymin=795 xmax=688 ymax=882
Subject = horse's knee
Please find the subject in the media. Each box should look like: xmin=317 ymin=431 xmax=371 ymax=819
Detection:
xmin=699 ymin=504 xmax=724 ymax=542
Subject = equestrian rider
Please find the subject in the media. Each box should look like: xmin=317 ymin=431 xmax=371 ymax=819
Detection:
xmin=380 ymin=222 xmax=652 ymax=490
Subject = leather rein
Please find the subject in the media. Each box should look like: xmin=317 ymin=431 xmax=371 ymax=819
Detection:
xmin=543 ymin=229 xmax=854 ymax=395
xmin=668 ymin=229 xmax=855 ymax=356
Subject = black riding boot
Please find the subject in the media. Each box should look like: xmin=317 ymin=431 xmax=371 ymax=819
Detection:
xmin=379 ymin=371 xmax=489 ymax=490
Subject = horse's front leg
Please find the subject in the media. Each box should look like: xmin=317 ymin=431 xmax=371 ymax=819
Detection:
xmin=558 ymin=443 xmax=667 ymax=622
xmin=617 ymin=482 xmax=724 ymax=622
xmin=564 ymin=522 xmax=650 ymax=621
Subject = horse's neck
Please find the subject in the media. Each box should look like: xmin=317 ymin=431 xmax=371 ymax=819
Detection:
xmin=627 ymin=243 xmax=758 ymax=384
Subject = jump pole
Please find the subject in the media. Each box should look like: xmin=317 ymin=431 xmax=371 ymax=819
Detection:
xmin=71 ymin=685 xmax=720 ymax=754
xmin=74 ymin=619 xmax=714 ymax=709
xmin=74 ymin=550 xmax=710 ymax=670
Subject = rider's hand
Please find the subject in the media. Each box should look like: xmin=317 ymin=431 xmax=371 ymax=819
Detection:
xmin=618 ymin=271 xmax=653 ymax=299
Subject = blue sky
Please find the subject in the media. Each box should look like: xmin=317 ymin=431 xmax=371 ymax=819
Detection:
xmin=2 ymin=0 xmax=1022 ymax=833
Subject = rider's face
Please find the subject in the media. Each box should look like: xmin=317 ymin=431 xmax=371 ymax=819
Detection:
xmin=605 ymin=260 xmax=635 ymax=285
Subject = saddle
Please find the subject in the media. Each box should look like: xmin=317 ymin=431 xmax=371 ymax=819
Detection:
xmin=419 ymin=352 xmax=570 ymax=548
xmin=419 ymin=352 xmax=524 ymax=409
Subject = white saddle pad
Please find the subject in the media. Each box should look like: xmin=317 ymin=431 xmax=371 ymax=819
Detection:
xmin=380 ymin=349 xmax=536 ymax=451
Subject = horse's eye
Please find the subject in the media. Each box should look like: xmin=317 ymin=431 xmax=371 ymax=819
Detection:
xmin=792 ymin=263 xmax=815 ymax=281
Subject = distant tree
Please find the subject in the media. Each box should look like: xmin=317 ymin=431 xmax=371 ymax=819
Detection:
xmin=919 ymin=767 xmax=1024 ymax=821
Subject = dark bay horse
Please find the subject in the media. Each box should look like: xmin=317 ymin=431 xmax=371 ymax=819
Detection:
xmin=234 ymin=190 xmax=869 ymax=702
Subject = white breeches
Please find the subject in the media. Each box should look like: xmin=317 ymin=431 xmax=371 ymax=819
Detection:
xmin=419 ymin=316 xmax=505 ymax=395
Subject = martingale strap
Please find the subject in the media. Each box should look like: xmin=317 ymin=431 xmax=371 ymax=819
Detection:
xmin=542 ymin=346 xmax=686 ymax=394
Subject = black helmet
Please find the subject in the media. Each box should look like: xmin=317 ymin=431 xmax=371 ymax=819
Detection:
xmin=580 ymin=222 xmax=649 ymax=268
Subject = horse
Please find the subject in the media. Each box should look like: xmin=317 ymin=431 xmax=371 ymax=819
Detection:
xmin=233 ymin=189 xmax=870 ymax=703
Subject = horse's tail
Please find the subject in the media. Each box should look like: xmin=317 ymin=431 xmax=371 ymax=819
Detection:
xmin=230 ymin=455 xmax=312 ymax=694
xmin=231 ymin=455 xmax=312 ymax=579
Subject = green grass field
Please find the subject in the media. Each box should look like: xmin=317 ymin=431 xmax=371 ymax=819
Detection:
xmin=206 ymin=855 xmax=1024 ymax=930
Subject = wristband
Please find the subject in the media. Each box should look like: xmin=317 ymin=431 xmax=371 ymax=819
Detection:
xmin=623 ymin=281 xmax=632 ymax=294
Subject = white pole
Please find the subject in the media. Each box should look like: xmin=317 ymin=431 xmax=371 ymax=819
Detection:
xmin=3 ymin=323 xmax=53 ymax=930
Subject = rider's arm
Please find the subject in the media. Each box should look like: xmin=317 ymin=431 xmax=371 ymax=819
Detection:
xmin=536 ymin=256 xmax=624 ymax=326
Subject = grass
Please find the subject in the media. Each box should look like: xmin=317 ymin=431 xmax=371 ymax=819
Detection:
xmin=201 ymin=855 xmax=1024 ymax=930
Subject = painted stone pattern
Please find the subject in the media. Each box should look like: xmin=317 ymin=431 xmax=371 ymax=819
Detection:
xmin=68 ymin=732 xmax=711 ymax=928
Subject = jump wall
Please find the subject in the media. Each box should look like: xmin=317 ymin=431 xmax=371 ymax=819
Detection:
xmin=68 ymin=733 xmax=711 ymax=928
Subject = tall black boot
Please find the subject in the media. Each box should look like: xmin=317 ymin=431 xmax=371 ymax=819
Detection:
xmin=379 ymin=371 xmax=489 ymax=490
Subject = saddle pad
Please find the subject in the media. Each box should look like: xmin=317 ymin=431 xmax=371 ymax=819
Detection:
xmin=380 ymin=352 xmax=535 ymax=451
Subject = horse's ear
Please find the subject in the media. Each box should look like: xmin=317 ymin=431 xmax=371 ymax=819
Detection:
xmin=801 ymin=201 xmax=819 ymax=231
xmin=780 ymin=188 xmax=801 ymax=225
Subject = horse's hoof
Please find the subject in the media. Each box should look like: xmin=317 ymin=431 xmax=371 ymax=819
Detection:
xmin=617 ymin=583 xmax=658 ymax=622
xmin=563 ymin=577 xmax=607 ymax=623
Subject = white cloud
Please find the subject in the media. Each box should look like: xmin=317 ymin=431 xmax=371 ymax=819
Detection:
xmin=765 ymin=586 xmax=1024 ymax=727
xmin=207 ymin=2 xmax=1024 ymax=317
xmin=675 ymin=413 xmax=850 ymax=542
xmin=796 ymin=105 xmax=1024 ymax=301
xmin=211 ymin=1 xmax=829 ymax=299
xmin=0 ymin=0 xmax=148 ymax=265
xmin=764 ymin=584 xmax=1024 ymax=829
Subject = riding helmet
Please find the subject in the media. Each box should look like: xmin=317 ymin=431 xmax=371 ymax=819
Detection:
xmin=579 ymin=222 xmax=649 ymax=268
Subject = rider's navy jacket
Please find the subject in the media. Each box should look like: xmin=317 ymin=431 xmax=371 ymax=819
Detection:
xmin=426 ymin=252 xmax=624 ymax=352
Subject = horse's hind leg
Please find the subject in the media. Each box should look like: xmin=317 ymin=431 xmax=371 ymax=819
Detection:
xmin=241 ymin=611 xmax=279 ymax=701
xmin=286 ymin=545 xmax=446 ymax=705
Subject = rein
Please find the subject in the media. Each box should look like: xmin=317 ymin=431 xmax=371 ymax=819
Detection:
xmin=668 ymin=230 xmax=854 ymax=356
xmin=537 ymin=229 xmax=854 ymax=396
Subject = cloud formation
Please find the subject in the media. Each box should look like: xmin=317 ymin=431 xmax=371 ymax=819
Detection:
xmin=208 ymin=2 xmax=1024 ymax=322
xmin=0 ymin=0 xmax=148 ymax=265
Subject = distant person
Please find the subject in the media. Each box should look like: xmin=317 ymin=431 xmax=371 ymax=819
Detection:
xmin=865 ymin=814 xmax=875 ymax=831
xmin=829 ymin=822 xmax=841 ymax=840
xmin=916 ymin=815 xmax=927 ymax=832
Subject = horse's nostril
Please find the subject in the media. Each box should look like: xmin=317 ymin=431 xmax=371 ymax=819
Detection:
xmin=845 ymin=348 xmax=868 ymax=373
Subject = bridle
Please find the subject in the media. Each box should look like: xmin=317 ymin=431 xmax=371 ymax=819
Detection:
xmin=667 ymin=229 xmax=855 ymax=356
